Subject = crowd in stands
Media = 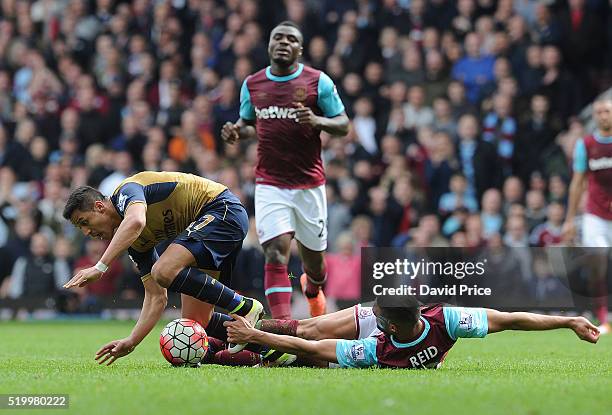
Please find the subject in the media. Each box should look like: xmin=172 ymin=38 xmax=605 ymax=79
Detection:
xmin=0 ymin=0 xmax=610 ymax=313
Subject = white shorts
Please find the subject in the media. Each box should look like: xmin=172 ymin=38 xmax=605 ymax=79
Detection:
xmin=255 ymin=184 xmax=327 ymax=251
xmin=354 ymin=305 xmax=381 ymax=339
xmin=582 ymin=213 xmax=612 ymax=247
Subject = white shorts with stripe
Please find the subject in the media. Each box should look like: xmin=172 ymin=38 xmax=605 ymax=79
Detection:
xmin=354 ymin=304 xmax=381 ymax=339
xmin=582 ymin=213 xmax=612 ymax=247
xmin=255 ymin=183 xmax=327 ymax=251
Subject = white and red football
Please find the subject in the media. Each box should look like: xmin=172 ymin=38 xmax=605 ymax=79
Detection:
xmin=160 ymin=318 xmax=209 ymax=366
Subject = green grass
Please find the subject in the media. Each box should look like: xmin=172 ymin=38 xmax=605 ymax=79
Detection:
xmin=0 ymin=320 xmax=610 ymax=415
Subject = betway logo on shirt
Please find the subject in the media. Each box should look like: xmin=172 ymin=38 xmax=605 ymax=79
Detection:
xmin=255 ymin=106 xmax=297 ymax=120
xmin=589 ymin=157 xmax=612 ymax=171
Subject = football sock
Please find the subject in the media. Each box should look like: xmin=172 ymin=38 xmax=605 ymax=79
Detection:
xmin=264 ymin=263 xmax=292 ymax=319
xmin=594 ymin=300 xmax=608 ymax=325
xmin=594 ymin=280 xmax=608 ymax=324
xmin=206 ymin=312 xmax=233 ymax=342
xmin=200 ymin=336 xmax=225 ymax=364
xmin=207 ymin=336 xmax=226 ymax=353
xmin=257 ymin=319 xmax=298 ymax=337
xmin=206 ymin=312 xmax=267 ymax=353
xmin=304 ymin=264 xmax=327 ymax=298
xmin=168 ymin=267 xmax=252 ymax=315
xmin=213 ymin=349 xmax=261 ymax=366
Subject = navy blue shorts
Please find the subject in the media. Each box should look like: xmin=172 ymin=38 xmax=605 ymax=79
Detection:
xmin=173 ymin=190 xmax=248 ymax=285
xmin=129 ymin=190 xmax=248 ymax=286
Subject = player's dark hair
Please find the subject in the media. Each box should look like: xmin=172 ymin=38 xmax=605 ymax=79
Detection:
xmin=276 ymin=20 xmax=301 ymax=31
xmin=273 ymin=20 xmax=303 ymax=44
xmin=63 ymin=186 xmax=105 ymax=220
xmin=375 ymin=295 xmax=421 ymax=327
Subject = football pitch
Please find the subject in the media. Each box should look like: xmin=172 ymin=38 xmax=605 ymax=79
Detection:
xmin=0 ymin=320 xmax=610 ymax=415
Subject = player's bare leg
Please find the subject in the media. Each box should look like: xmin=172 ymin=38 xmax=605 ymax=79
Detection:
xmin=151 ymin=243 xmax=264 ymax=352
xmin=258 ymin=306 xmax=357 ymax=340
xmin=181 ymin=296 xmax=253 ymax=364
xmin=262 ymin=233 xmax=293 ymax=319
xmin=297 ymin=307 xmax=357 ymax=340
xmin=587 ymin=252 xmax=610 ymax=334
xmin=297 ymin=241 xmax=327 ymax=316
xmin=181 ymin=295 xmax=214 ymax=328
xmin=254 ymin=306 xmax=357 ymax=367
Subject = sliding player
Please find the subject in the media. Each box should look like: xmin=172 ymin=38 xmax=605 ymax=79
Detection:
xmin=62 ymin=171 xmax=263 ymax=364
xmin=563 ymin=98 xmax=612 ymax=334
xmin=222 ymin=21 xmax=349 ymax=318
xmin=225 ymin=296 xmax=599 ymax=369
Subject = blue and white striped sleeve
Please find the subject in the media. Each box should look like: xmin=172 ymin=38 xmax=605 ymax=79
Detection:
xmin=317 ymin=72 xmax=345 ymax=117
xmin=573 ymin=138 xmax=587 ymax=173
xmin=239 ymin=78 xmax=255 ymax=120
xmin=335 ymin=337 xmax=378 ymax=368
xmin=443 ymin=307 xmax=488 ymax=340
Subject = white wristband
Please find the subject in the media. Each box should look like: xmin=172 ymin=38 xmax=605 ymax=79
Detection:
xmin=94 ymin=261 xmax=109 ymax=273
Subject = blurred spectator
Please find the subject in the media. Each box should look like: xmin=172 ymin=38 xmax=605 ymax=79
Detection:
xmin=325 ymin=232 xmax=361 ymax=309
xmin=423 ymin=50 xmax=450 ymax=106
xmin=431 ymin=97 xmax=456 ymax=135
xmin=525 ymin=189 xmax=548 ymax=231
xmin=480 ymin=189 xmax=503 ymax=238
xmin=367 ymin=186 xmax=402 ymax=247
xmin=482 ymin=93 xmax=516 ymax=177
xmin=532 ymin=3 xmax=562 ymax=46
xmin=439 ymin=173 xmax=479 ymax=214
xmin=529 ymin=201 xmax=564 ymax=247
xmin=548 ymin=174 xmax=568 ymax=204
xmin=98 ymin=151 xmax=134 ymax=196
xmin=452 ymin=33 xmax=496 ymax=104
xmin=424 ymin=130 xmax=456 ymax=210
xmin=502 ymin=176 xmax=525 ymax=213
xmin=503 ymin=214 xmax=529 ymax=247
xmin=350 ymin=215 xmax=373 ymax=252
xmin=442 ymin=206 xmax=470 ymax=237
xmin=110 ymin=115 xmax=147 ymax=166
xmin=352 ymin=97 xmax=377 ymax=156
xmin=455 ymin=114 xmax=499 ymax=202
xmin=465 ymin=213 xmax=485 ymax=247
xmin=5 ymin=233 xmax=70 ymax=298
xmin=403 ymin=85 xmax=434 ymax=131
xmin=514 ymin=94 xmax=561 ymax=184
xmin=73 ymin=239 xmax=123 ymax=302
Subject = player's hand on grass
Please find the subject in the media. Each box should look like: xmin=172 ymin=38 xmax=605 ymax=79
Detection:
xmin=224 ymin=314 xmax=256 ymax=344
xmin=63 ymin=266 xmax=103 ymax=289
xmin=294 ymin=102 xmax=320 ymax=128
xmin=95 ymin=338 xmax=136 ymax=366
xmin=221 ymin=122 xmax=240 ymax=144
xmin=569 ymin=317 xmax=600 ymax=343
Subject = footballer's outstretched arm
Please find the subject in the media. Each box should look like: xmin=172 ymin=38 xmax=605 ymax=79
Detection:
xmin=98 ymin=203 xmax=147 ymax=267
xmin=95 ymin=277 xmax=167 ymax=366
xmin=486 ymin=309 xmax=600 ymax=343
xmin=126 ymin=277 xmax=168 ymax=346
xmin=225 ymin=315 xmax=339 ymax=363
xmin=64 ymin=203 xmax=147 ymax=289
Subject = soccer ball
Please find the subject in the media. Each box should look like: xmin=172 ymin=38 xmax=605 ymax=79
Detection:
xmin=160 ymin=318 xmax=209 ymax=366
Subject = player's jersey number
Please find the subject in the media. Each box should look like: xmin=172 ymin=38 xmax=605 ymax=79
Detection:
xmin=187 ymin=215 xmax=215 ymax=236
